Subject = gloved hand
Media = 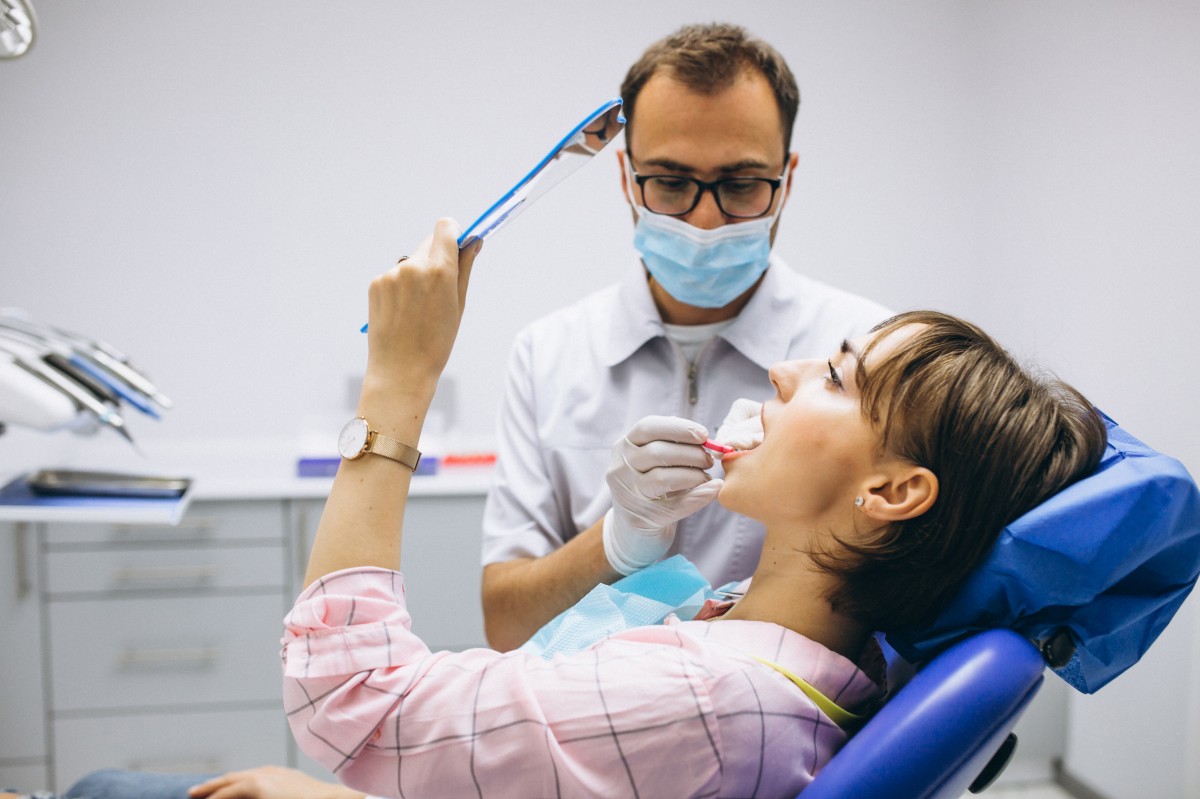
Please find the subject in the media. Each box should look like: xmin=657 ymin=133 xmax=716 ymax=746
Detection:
xmin=713 ymin=398 xmax=764 ymax=451
xmin=603 ymin=415 xmax=723 ymax=575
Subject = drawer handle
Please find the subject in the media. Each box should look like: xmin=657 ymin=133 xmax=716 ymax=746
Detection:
xmin=110 ymin=518 xmax=218 ymax=540
xmin=127 ymin=757 xmax=223 ymax=774
xmin=112 ymin=565 xmax=218 ymax=589
xmin=119 ymin=647 xmax=220 ymax=671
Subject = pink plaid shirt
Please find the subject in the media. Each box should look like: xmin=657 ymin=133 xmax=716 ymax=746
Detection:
xmin=282 ymin=567 xmax=883 ymax=799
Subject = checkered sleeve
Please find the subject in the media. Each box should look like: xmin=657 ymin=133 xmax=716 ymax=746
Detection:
xmin=282 ymin=567 xmax=729 ymax=799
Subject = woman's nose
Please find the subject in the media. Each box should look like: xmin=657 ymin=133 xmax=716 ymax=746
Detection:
xmin=769 ymin=359 xmax=805 ymax=399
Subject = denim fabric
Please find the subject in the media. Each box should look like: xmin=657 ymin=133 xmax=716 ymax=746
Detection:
xmin=61 ymin=770 xmax=215 ymax=799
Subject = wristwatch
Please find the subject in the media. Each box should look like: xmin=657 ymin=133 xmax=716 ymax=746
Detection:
xmin=337 ymin=417 xmax=421 ymax=471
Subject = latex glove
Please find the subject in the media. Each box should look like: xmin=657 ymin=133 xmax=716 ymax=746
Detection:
xmin=603 ymin=415 xmax=723 ymax=575
xmin=713 ymin=398 xmax=764 ymax=451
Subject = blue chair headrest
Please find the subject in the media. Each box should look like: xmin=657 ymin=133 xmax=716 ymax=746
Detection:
xmin=887 ymin=410 xmax=1200 ymax=693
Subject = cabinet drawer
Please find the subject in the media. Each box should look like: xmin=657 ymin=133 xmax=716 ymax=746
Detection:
xmin=45 ymin=545 xmax=285 ymax=595
xmin=44 ymin=501 xmax=285 ymax=546
xmin=53 ymin=706 xmax=288 ymax=791
xmin=48 ymin=593 xmax=284 ymax=712
xmin=0 ymin=762 xmax=50 ymax=795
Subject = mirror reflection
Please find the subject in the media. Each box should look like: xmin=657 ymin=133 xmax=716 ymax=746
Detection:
xmin=458 ymin=99 xmax=625 ymax=248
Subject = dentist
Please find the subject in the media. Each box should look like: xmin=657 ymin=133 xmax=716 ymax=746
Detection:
xmin=481 ymin=23 xmax=892 ymax=650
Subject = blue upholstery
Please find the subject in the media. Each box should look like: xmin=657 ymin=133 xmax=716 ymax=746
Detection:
xmin=888 ymin=411 xmax=1200 ymax=693
xmin=802 ymin=414 xmax=1200 ymax=797
xmin=804 ymin=629 xmax=1045 ymax=799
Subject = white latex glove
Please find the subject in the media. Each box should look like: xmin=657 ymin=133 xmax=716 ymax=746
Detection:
xmin=713 ymin=398 xmax=764 ymax=451
xmin=603 ymin=415 xmax=723 ymax=575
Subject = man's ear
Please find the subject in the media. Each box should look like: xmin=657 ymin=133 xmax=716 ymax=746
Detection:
xmin=859 ymin=464 xmax=938 ymax=522
xmin=616 ymin=149 xmax=634 ymax=205
xmin=782 ymin=151 xmax=800 ymax=200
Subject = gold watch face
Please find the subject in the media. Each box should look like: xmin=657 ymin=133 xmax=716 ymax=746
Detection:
xmin=337 ymin=417 xmax=370 ymax=459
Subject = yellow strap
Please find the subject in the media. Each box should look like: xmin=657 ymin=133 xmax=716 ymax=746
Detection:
xmin=751 ymin=656 xmax=867 ymax=731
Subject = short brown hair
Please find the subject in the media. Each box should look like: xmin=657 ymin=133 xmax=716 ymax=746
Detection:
xmin=619 ymin=23 xmax=799 ymax=159
xmin=814 ymin=311 xmax=1107 ymax=631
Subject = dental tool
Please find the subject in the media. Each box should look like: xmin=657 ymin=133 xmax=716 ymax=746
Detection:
xmin=0 ymin=337 xmax=136 ymax=445
xmin=703 ymin=439 xmax=737 ymax=456
xmin=0 ymin=312 xmax=172 ymax=412
xmin=0 ymin=353 xmax=79 ymax=431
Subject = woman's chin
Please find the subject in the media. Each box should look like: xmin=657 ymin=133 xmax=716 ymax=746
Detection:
xmin=715 ymin=479 xmax=739 ymax=512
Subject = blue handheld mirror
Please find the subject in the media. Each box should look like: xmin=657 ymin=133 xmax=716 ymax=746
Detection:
xmin=362 ymin=98 xmax=625 ymax=332
xmin=457 ymin=97 xmax=625 ymax=249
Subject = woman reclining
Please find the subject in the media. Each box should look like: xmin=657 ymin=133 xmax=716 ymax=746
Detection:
xmin=284 ymin=219 xmax=1106 ymax=799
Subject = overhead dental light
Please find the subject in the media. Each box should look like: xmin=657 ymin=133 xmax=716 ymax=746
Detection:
xmin=0 ymin=0 xmax=37 ymax=60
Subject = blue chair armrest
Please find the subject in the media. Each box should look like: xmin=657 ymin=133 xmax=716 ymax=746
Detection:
xmin=803 ymin=629 xmax=1044 ymax=799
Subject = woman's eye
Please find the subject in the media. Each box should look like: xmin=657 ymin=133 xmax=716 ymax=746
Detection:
xmin=826 ymin=360 xmax=844 ymax=389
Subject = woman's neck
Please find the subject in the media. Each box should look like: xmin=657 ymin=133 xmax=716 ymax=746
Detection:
xmin=719 ymin=533 xmax=871 ymax=663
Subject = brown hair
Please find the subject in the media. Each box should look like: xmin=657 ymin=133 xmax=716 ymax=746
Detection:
xmin=815 ymin=310 xmax=1107 ymax=631
xmin=619 ymin=23 xmax=799 ymax=160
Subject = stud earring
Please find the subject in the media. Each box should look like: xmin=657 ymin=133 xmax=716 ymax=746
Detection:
xmin=854 ymin=496 xmax=865 ymax=508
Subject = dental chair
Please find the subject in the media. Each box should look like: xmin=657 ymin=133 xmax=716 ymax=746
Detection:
xmin=804 ymin=628 xmax=1043 ymax=799
xmin=805 ymin=410 xmax=1200 ymax=799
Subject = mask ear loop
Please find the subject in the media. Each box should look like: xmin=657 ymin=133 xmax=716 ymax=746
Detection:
xmin=764 ymin=160 xmax=792 ymax=225
xmin=623 ymin=154 xmax=651 ymax=221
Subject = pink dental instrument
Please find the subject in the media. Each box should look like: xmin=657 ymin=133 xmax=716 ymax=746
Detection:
xmin=703 ymin=439 xmax=736 ymax=456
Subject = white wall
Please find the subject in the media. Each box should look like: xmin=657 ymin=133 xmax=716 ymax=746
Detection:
xmin=1 ymin=0 xmax=980 ymax=462
xmin=965 ymin=5 xmax=1200 ymax=797
xmin=3 ymin=2 xmax=1199 ymax=795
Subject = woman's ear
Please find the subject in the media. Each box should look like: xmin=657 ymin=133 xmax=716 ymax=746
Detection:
xmin=859 ymin=464 xmax=938 ymax=522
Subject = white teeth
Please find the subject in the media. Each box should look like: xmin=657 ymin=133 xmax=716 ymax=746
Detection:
xmin=713 ymin=398 xmax=764 ymax=450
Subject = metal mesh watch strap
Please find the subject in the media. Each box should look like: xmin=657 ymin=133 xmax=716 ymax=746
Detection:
xmin=367 ymin=431 xmax=422 ymax=471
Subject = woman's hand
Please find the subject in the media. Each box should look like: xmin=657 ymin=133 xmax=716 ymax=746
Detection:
xmin=188 ymin=766 xmax=364 ymax=799
xmin=362 ymin=218 xmax=481 ymax=409
xmin=302 ymin=218 xmax=481 ymax=588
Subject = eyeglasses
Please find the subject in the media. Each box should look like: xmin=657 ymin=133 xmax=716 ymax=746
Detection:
xmin=630 ymin=167 xmax=784 ymax=219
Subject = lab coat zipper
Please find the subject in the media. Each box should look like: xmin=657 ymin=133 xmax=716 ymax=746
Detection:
xmin=687 ymin=338 xmax=718 ymax=409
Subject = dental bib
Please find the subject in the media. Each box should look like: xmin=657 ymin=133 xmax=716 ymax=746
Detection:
xmin=520 ymin=555 xmax=724 ymax=659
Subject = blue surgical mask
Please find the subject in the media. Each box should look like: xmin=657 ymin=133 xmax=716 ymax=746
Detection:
xmin=630 ymin=168 xmax=787 ymax=309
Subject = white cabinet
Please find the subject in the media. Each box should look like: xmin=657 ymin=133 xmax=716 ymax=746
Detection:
xmin=0 ymin=522 xmax=49 ymax=790
xmin=39 ymin=501 xmax=291 ymax=789
xmin=0 ymin=490 xmax=490 ymax=793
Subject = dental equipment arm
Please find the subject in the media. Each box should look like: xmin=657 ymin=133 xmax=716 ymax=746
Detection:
xmin=303 ymin=220 xmax=479 ymax=588
xmin=0 ymin=311 xmax=172 ymax=411
xmin=0 ymin=336 xmax=133 ymax=443
xmin=0 ymin=353 xmax=80 ymax=431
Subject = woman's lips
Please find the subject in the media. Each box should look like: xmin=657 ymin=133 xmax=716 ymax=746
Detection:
xmin=720 ymin=446 xmax=754 ymax=464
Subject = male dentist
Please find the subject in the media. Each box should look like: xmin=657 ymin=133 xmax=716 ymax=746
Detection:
xmin=481 ymin=22 xmax=891 ymax=650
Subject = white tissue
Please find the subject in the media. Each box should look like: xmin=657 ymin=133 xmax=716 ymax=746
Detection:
xmin=713 ymin=398 xmax=764 ymax=450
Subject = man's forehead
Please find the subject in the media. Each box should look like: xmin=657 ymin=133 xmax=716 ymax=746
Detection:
xmin=628 ymin=71 xmax=788 ymax=167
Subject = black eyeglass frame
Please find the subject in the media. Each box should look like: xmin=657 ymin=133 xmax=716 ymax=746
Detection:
xmin=629 ymin=168 xmax=786 ymax=219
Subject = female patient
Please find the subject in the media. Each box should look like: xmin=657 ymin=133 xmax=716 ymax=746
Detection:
xmin=284 ymin=220 xmax=1106 ymax=799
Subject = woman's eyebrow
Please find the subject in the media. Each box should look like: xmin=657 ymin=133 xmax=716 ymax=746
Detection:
xmin=841 ymin=339 xmax=867 ymax=382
